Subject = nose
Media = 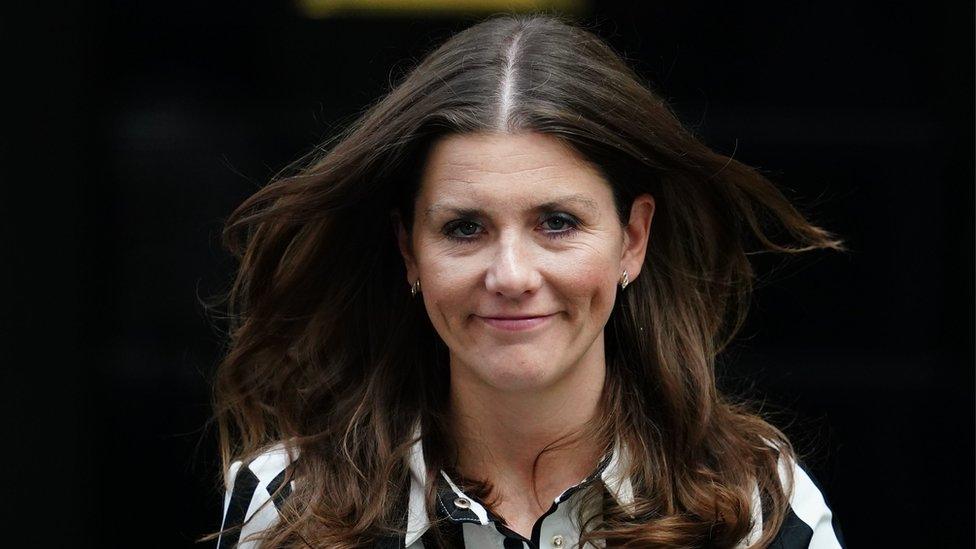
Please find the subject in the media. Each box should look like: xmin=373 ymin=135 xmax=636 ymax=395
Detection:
xmin=484 ymin=232 xmax=543 ymax=299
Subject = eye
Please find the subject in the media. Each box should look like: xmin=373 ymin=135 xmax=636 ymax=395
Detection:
xmin=540 ymin=213 xmax=580 ymax=238
xmin=441 ymin=214 xmax=580 ymax=243
xmin=443 ymin=220 xmax=483 ymax=241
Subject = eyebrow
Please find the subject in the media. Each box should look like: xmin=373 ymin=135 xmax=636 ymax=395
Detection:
xmin=422 ymin=193 xmax=599 ymax=221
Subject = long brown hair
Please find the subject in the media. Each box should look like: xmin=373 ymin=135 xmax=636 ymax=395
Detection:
xmin=207 ymin=13 xmax=844 ymax=548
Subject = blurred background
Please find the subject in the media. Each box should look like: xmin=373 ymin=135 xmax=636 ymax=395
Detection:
xmin=3 ymin=1 xmax=973 ymax=547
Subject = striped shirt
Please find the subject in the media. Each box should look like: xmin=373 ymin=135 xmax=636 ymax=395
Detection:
xmin=217 ymin=424 xmax=845 ymax=548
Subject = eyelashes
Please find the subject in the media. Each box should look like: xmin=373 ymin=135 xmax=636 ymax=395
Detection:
xmin=442 ymin=213 xmax=581 ymax=243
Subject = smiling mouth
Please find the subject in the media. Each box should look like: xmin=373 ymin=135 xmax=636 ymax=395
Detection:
xmin=476 ymin=314 xmax=557 ymax=331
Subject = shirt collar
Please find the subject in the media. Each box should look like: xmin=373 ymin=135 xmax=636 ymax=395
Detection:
xmin=404 ymin=421 xmax=634 ymax=547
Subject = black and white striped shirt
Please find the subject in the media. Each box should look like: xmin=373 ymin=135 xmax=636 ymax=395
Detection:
xmin=217 ymin=424 xmax=845 ymax=548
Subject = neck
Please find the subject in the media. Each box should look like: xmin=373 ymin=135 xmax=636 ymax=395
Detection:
xmin=447 ymin=332 xmax=608 ymax=511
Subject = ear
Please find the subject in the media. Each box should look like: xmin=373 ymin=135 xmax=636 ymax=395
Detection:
xmin=391 ymin=210 xmax=419 ymax=285
xmin=620 ymin=194 xmax=655 ymax=280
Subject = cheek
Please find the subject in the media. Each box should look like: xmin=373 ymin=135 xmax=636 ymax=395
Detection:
xmin=416 ymin=251 xmax=481 ymax=325
xmin=546 ymin=249 xmax=619 ymax=314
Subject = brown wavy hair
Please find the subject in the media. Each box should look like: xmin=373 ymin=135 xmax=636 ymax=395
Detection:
xmin=205 ymin=13 xmax=845 ymax=548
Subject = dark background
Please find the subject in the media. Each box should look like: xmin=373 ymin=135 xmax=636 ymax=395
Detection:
xmin=4 ymin=1 xmax=973 ymax=547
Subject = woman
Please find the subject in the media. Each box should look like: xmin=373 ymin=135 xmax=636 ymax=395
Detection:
xmin=209 ymin=13 xmax=846 ymax=549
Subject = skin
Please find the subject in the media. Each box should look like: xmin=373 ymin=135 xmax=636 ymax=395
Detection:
xmin=396 ymin=131 xmax=654 ymax=539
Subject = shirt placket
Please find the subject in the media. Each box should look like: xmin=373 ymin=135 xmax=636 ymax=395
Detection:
xmin=432 ymin=450 xmax=613 ymax=549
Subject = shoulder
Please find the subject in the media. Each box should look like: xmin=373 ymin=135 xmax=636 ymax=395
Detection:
xmin=764 ymin=451 xmax=846 ymax=548
xmin=737 ymin=444 xmax=845 ymax=549
xmin=775 ymin=455 xmax=845 ymax=547
xmin=217 ymin=442 xmax=300 ymax=549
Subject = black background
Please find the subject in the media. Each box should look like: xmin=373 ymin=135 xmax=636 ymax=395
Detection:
xmin=4 ymin=1 xmax=973 ymax=547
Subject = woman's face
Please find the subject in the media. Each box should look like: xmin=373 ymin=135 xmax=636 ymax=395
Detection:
xmin=397 ymin=132 xmax=654 ymax=393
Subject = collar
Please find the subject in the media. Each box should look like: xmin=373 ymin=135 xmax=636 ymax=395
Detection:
xmin=404 ymin=421 xmax=634 ymax=547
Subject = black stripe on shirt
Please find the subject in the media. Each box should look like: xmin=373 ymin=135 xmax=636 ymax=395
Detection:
xmin=769 ymin=507 xmax=813 ymax=548
xmin=266 ymin=466 xmax=293 ymax=512
xmin=434 ymin=477 xmax=484 ymax=524
xmin=420 ymin=516 xmax=466 ymax=549
xmin=502 ymin=538 xmax=525 ymax=549
xmin=218 ymin=464 xmax=260 ymax=549
xmin=767 ymin=459 xmax=845 ymax=548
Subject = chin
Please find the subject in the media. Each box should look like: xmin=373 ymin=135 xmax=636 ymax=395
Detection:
xmin=471 ymin=349 xmax=564 ymax=390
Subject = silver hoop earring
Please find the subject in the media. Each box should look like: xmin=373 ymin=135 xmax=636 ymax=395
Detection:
xmin=411 ymin=279 xmax=422 ymax=297
xmin=619 ymin=270 xmax=629 ymax=290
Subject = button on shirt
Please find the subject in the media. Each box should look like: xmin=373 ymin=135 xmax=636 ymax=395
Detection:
xmin=217 ymin=423 xmax=844 ymax=548
xmin=413 ymin=434 xmax=625 ymax=549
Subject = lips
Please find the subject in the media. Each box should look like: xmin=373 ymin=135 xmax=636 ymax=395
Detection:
xmin=476 ymin=313 xmax=557 ymax=331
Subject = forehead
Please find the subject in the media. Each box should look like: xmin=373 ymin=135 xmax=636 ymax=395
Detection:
xmin=417 ymin=132 xmax=613 ymax=207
